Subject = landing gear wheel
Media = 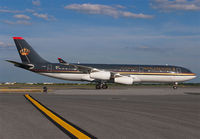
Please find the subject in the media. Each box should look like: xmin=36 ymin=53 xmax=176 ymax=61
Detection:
xmin=173 ymin=86 xmax=178 ymax=89
xmin=96 ymin=84 xmax=101 ymax=89
xmin=172 ymin=82 xmax=178 ymax=90
xmin=102 ymin=84 xmax=108 ymax=89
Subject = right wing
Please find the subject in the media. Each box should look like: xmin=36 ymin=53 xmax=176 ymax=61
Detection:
xmin=57 ymin=57 xmax=100 ymax=72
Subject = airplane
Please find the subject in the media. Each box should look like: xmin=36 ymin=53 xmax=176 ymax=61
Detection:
xmin=7 ymin=37 xmax=196 ymax=89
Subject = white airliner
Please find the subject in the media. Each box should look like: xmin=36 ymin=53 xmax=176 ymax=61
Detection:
xmin=7 ymin=37 xmax=196 ymax=89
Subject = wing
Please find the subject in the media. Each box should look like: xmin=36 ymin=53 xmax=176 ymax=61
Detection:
xmin=57 ymin=58 xmax=100 ymax=72
xmin=73 ymin=64 xmax=140 ymax=84
xmin=58 ymin=58 xmax=138 ymax=84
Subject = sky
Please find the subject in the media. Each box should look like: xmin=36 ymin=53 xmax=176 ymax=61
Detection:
xmin=0 ymin=0 xmax=200 ymax=83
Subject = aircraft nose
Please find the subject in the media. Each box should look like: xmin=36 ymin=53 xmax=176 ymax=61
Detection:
xmin=191 ymin=73 xmax=197 ymax=80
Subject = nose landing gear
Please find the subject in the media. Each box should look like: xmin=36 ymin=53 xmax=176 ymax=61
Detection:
xmin=172 ymin=82 xmax=178 ymax=89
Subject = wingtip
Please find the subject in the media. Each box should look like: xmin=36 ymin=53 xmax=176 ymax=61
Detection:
xmin=13 ymin=37 xmax=24 ymax=40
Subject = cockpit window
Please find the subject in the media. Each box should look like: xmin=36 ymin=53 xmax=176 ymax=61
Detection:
xmin=180 ymin=67 xmax=192 ymax=73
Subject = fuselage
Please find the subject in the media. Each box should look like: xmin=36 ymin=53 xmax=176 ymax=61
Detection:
xmin=29 ymin=63 xmax=196 ymax=83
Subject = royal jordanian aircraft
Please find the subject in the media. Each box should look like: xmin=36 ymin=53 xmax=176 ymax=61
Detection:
xmin=7 ymin=37 xmax=196 ymax=89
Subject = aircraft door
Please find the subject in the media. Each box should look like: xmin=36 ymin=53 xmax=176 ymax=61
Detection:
xmin=176 ymin=68 xmax=181 ymax=73
xmin=139 ymin=67 xmax=144 ymax=72
xmin=47 ymin=64 xmax=52 ymax=72
xmin=172 ymin=67 xmax=182 ymax=82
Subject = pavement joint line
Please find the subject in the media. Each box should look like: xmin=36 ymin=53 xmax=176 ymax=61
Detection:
xmin=24 ymin=94 xmax=97 ymax=139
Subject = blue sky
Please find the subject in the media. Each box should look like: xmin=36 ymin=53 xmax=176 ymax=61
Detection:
xmin=0 ymin=0 xmax=200 ymax=83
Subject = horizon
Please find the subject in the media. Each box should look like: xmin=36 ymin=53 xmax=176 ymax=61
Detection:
xmin=0 ymin=0 xmax=200 ymax=83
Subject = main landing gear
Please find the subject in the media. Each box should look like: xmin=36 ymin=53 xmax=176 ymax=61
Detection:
xmin=172 ymin=82 xmax=178 ymax=89
xmin=95 ymin=83 xmax=108 ymax=89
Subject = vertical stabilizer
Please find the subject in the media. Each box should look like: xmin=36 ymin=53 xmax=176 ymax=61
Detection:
xmin=13 ymin=37 xmax=48 ymax=64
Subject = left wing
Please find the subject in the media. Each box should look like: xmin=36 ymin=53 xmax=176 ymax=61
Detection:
xmin=58 ymin=58 xmax=138 ymax=84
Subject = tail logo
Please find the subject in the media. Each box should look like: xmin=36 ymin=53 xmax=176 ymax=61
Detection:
xmin=20 ymin=48 xmax=30 ymax=56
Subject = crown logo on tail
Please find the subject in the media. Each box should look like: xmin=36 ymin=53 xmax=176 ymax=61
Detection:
xmin=20 ymin=48 xmax=30 ymax=56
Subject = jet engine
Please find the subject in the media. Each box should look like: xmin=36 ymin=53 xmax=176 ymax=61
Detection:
xmin=114 ymin=76 xmax=133 ymax=85
xmin=90 ymin=71 xmax=111 ymax=80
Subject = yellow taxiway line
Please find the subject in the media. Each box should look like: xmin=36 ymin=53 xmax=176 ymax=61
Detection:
xmin=24 ymin=94 xmax=96 ymax=139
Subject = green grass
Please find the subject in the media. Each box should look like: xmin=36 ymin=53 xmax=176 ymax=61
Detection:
xmin=1 ymin=82 xmax=200 ymax=89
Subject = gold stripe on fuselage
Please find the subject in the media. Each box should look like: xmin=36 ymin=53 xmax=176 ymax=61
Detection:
xmin=35 ymin=69 xmax=195 ymax=76
xmin=117 ymin=72 xmax=195 ymax=76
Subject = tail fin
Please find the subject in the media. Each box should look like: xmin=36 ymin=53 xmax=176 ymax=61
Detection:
xmin=58 ymin=57 xmax=67 ymax=64
xmin=13 ymin=37 xmax=48 ymax=64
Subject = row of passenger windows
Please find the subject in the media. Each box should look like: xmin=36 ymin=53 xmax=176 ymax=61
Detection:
xmin=45 ymin=65 xmax=183 ymax=73
xmin=111 ymin=67 xmax=180 ymax=73
xmin=55 ymin=66 xmax=77 ymax=71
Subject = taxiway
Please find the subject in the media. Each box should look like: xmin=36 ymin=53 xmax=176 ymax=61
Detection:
xmin=0 ymin=88 xmax=200 ymax=139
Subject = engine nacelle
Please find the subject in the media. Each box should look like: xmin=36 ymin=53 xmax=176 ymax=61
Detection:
xmin=90 ymin=71 xmax=111 ymax=80
xmin=81 ymin=75 xmax=94 ymax=81
xmin=114 ymin=76 xmax=133 ymax=85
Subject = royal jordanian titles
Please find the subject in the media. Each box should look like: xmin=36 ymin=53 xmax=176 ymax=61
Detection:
xmin=7 ymin=37 xmax=196 ymax=89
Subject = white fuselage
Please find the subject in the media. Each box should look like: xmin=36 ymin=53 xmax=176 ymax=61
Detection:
xmin=40 ymin=72 xmax=196 ymax=83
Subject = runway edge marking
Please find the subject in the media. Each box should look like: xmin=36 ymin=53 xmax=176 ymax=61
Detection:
xmin=24 ymin=94 xmax=97 ymax=139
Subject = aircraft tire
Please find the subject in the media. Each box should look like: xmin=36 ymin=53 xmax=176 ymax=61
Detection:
xmin=102 ymin=84 xmax=108 ymax=89
xmin=96 ymin=84 xmax=101 ymax=89
xmin=173 ymin=86 xmax=178 ymax=89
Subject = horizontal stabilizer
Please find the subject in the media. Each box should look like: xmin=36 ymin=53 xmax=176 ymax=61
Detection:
xmin=6 ymin=60 xmax=33 ymax=69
